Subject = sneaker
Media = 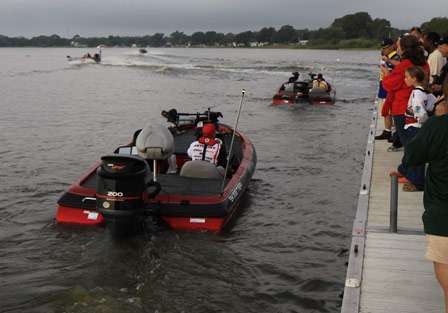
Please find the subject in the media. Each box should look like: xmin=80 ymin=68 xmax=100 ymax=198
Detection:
xmin=389 ymin=171 xmax=404 ymax=177
xmin=391 ymin=139 xmax=402 ymax=148
xmin=403 ymin=182 xmax=422 ymax=192
xmin=387 ymin=145 xmax=403 ymax=152
xmin=375 ymin=130 xmax=392 ymax=140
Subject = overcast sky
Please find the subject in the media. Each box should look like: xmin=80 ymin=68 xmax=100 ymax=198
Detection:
xmin=0 ymin=0 xmax=447 ymax=37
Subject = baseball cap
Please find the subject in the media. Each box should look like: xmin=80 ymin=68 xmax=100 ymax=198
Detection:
xmin=439 ymin=36 xmax=448 ymax=45
xmin=202 ymin=123 xmax=216 ymax=138
xmin=381 ymin=38 xmax=394 ymax=47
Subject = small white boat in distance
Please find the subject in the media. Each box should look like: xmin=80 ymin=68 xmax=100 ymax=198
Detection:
xmin=67 ymin=46 xmax=104 ymax=64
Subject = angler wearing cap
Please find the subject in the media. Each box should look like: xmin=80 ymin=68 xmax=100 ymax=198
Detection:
xmin=187 ymin=123 xmax=227 ymax=168
xmin=379 ymin=38 xmax=401 ymax=87
xmin=288 ymin=71 xmax=300 ymax=83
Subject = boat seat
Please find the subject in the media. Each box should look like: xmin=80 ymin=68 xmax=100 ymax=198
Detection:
xmin=136 ymin=124 xmax=174 ymax=160
xmin=180 ymin=160 xmax=224 ymax=179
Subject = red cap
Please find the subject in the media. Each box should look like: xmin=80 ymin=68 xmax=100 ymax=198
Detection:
xmin=202 ymin=123 xmax=216 ymax=138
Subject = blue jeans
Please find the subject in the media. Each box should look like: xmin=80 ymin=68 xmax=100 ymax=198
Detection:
xmin=392 ymin=115 xmax=408 ymax=146
xmin=398 ymin=126 xmax=425 ymax=189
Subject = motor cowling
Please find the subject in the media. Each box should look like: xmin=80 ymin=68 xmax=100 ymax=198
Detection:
xmin=96 ymin=155 xmax=149 ymax=236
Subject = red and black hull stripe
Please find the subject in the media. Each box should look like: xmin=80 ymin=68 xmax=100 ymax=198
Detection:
xmin=56 ymin=129 xmax=256 ymax=233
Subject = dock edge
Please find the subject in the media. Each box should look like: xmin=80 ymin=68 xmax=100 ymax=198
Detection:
xmin=340 ymin=100 xmax=378 ymax=313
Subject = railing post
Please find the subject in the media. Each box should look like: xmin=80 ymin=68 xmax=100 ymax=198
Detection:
xmin=390 ymin=175 xmax=398 ymax=232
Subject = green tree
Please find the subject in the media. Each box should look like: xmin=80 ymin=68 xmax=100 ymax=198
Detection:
xmin=235 ymin=31 xmax=255 ymax=46
xmin=223 ymin=33 xmax=236 ymax=46
xmin=310 ymin=27 xmax=344 ymax=41
xmin=421 ymin=17 xmax=448 ymax=35
xmin=272 ymin=25 xmax=297 ymax=43
xmin=191 ymin=32 xmax=206 ymax=45
xmin=332 ymin=12 xmax=373 ymax=38
xmin=169 ymin=31 xmax=189 ymax=46
xmin=369 ymin=18 xmax=391 ymax=40
xmin=204 ymin=31 xmax=218 ymax=45
xmin=297 ymin=29 xmax=310 ymax=41
xmin=256 ymin=27 xmax=276 ymax=42
xmin=148 ymin=33 xmax=166 ymax=47
xmin=214 ymin=33 xmax=225 ymax=46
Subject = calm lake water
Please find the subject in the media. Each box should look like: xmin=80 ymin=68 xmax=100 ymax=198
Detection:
xmin=0 ymin=47 xmax=378 ymax=313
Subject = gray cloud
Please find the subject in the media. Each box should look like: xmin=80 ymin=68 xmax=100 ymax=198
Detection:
xmin=0 ymin=0 xmax=447 ymax=37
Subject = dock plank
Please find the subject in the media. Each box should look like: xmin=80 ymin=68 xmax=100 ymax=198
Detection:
xmin=342 ymin=105 xmax=444 ymax=313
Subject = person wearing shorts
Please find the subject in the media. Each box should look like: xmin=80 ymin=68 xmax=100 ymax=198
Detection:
xmin=402 ymin=78 xmax=448 ymax=312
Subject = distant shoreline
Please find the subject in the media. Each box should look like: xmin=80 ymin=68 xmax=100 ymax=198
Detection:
xmin=0 ymin=11 xmax=404 ymax=51
xmin=0 ymin=45 xmax=379 ymax=51
xmin=2 ymin=13 xmax=445 ymax=50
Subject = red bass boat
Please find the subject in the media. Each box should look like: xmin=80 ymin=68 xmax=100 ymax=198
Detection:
xmin=272 ymin=72 xmax=336 ymax=106
xmin=56 ymin=109 xmax=257 ymax=235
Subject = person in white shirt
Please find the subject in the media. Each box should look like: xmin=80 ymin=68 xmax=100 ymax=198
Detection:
xmin=187 ymin=123 xmax=226 ymax=167
xmin=397 ymin=65 xmax=436 ymax=192
xmin=423 ymin=32 xmax=447 ymax=84
xmin=404 ymin=66 xmax=436 ymax=132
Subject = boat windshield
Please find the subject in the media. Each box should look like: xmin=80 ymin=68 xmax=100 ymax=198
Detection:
xmin=116 ymin=146 xmax=139 ymax=155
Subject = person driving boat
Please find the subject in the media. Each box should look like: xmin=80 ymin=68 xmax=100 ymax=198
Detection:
xmin=187 ymin=123 xmax=226 ymax=167
xmin=312 ymin=73 xmax=329 ymax=90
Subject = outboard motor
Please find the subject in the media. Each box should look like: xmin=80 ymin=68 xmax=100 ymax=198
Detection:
xmin=96 ymin=155 xmax=149 ymax=236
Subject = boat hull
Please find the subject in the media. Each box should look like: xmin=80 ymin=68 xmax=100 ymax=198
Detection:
xmin=55 ymin=126 xmax=256 ymax=233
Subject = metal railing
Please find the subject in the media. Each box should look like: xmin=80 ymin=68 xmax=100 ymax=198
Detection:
xmin=390 ymin=175 xmax=398 ymax=232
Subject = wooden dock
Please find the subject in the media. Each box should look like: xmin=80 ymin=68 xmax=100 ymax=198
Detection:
xmin=341 ymin=101 xmax=443 ymax=313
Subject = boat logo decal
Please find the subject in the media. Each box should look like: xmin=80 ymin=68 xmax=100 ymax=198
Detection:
xmin=228 ymin=182 xmax=243 ymax=202
xmin=107 ymin=163 xmax=126 ymax=170
xmin=107 ymin=191 xmax=124 ymax=197
xmin=190 ymin=218 xmax=206 ymax=224
xmin=83 ymin=210 xmax=99 ymax=220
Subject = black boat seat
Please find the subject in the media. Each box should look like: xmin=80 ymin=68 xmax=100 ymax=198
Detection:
xmin=180 ymin=160 xmax=224 ymax=179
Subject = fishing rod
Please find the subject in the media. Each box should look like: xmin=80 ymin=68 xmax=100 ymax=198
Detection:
xmin=221 ymin=89 xmax=246 ymax=194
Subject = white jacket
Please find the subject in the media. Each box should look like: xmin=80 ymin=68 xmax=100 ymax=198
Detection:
xmin=404 ymin=87 xmax=436 ymax=129
xmin=187 ymin=138 xmax=223 ymax=165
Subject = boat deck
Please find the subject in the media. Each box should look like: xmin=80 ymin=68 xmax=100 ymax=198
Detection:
xmin=341 ymin=101 xmax=443 ymax=313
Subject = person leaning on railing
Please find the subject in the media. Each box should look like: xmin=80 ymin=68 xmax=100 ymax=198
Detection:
xmin=402 ymin=76 xmax=448 ymax=313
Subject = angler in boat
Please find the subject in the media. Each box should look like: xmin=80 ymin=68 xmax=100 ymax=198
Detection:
xmin=56 ymin=93 xmax=256 ymax=236
xmin=272 ymin=72 xmax=336 ymax=105
xmin=66 ymin=46 xmax=103 ymax=64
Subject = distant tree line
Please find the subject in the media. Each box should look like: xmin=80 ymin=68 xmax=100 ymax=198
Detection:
xmin=1 ymin=13 xmax=447 ymax=48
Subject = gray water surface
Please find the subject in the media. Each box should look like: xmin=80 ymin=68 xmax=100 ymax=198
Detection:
xmin=0 ymin=47 xmax=378 ymax=313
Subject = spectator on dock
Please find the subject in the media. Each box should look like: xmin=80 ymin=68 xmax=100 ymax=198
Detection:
xmin=432 ymin=35 xmax=448 ymax=96
xmin=410 ymin=27 xmax=424 ymax=42
xmin=422 ymin=32 xmax=446 ymax=84
xmin=381 ymin=35 xmax=429 ymax=152
xmin=402 ymin=77 xmax=448 ymax=312
xmin=397 ymin=66 xmax=435 ymax=191
xmin=376 ymin=38 xmax=401 ymax=141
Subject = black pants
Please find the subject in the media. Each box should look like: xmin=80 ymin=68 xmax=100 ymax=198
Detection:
xmin=392 ymin=115 xmax=407 ymax=147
